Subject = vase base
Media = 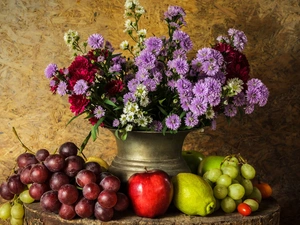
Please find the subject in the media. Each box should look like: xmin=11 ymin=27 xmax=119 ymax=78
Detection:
xmin=108 ymin=156 xmax=191 ymax=183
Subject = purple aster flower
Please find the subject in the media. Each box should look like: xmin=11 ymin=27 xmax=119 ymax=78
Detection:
xmin=165 ymin=114 xmax=181 ymax=130
xmin=143 ymin=78 xmax=157 ymax=91
xmin=88 ymin=34 xmax=104 ymax=49
xmin=113 ymin=119 xmax=120 ymax=127
xmin=151 ymin=120 xmax=163 ymax=132
xmin=224 ymin=104 xmax=237 ymax=117
xmin=105 ymin=40 xmax=114 ymax=52
xmin=164 ymin=5 xmax=186 ymax=21
xmin=258 ymin=85 xmax=269 ymax=107
xmin=136 ymin=68 xmax=149 ymax=81
xmin=57 ymin=81 xmax=68 ymax=96
xmin=176 ymin=78 xmax=193 ymax=95
xmin=173 ymin=30 xmax=192 ymax=51
xmin=246 ymin=87 xmax=261 ymax=105
xmin=97 ymin=55 xmax=105 ymax=62
xmin=245 ymin=104 xmax=255 ymax=114
xmin=179 ymin=96 xmax=192 ymax=111
xmin=144 ymin=37 xmax=163 ymax=54
xmin=44 ymin=63 xmax=57 ymax=78
xmin=109 ymin=64 xmax=122 ymax=73
xmin=191 ymin=58 xmax=202 ymax=72
xmin=170 ymin=58 xmax=189 ymax=75
xmin=228 ymin=28 xmax=247 ymax=52
xmin=135 ymin=50 xmax=156 ymax=70
xmin=205 ymin=77 xmax=222 ymax=106
xmin=233 ymin=92 xmax=246 ymax=107
xmin=123 ymin=92 xmax=136 ymax=104
xmin=127 ymin=78 xmax=140 ymax=92
xmin=73 ymin=79 xmax=88 ymax=95
xmin=184 ymin=112 xmax=199 ymax=127
xmin=192 ymin=80 xmax=209 ymax=96
xmin=94 ymin=106 xmax=106 ymax=119
xmin=173 ymin=49 xmax=187 ymax=60
xmin=189 ymin=97 xmax=207 ymax=116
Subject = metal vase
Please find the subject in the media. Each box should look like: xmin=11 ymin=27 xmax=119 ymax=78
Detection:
xmin=108 ymin=130 xmax=191 ymax=183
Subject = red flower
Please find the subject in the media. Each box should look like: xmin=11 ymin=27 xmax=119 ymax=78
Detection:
xmin=105 ymin=80 xmax=124 ymax=96
xmin=68 ymin=94 xmax=90 ymax=115
xmin=89 ymin=117 xmax=105 ymax=127
xmin=68 ymin=56 xmax=96 ymax=89
xmin=214 ymin=43 xmax=250 ymax=83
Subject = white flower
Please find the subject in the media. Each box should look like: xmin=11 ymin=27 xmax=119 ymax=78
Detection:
xmin=125 ymin=124 xmax=133 ymax=131
xmin=135 ymin=6 xmax=145 ymax=15
xmin=140 ymin=96 xmax=150 ymax=107
xmin=120 ymin=40 xmax=129 ymax=50
xmin=223 ymin=78 xmax=244 ymax=97
xmin=137 ymin=29 xmax=147 ymax=37
xmin=135 ymin=84 xmax=148 ymax=98
xmin=120 ymin=114 xmax=128 ymax=126
xmin=205 ymin=107 xmax=215 ymax=119
xmin=124 ymin=19 xmax=136 ymax=32
xmin=135 ymin=116 xmax=148 ymax=127
xmin=124 ymin=0 xmax=140 ymax=10
xmin=124 ymin=101 xmax=139 ymax=114
xmin=63 ymin=30 xmax=79 ymax=48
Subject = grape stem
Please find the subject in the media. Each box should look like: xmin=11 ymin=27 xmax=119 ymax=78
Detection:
xmin=12 ymin=127 xmax=34 ymax=154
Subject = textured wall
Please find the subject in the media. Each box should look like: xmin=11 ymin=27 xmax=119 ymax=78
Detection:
xmin=0 ymin=0 xmax=299 ymax=224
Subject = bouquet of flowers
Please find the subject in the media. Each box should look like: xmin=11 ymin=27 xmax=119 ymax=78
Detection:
xmin=44 ymin=0 xmax=269 ymax=148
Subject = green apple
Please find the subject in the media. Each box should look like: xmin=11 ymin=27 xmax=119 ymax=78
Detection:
xmin=198 ymin=155 xmax=225 ymax=175
xmin=182 ymin=150 xmax=205 ymax=174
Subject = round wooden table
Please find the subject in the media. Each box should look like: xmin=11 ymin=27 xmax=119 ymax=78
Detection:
xmin=23 ymin=198 xmax=280 ymax=225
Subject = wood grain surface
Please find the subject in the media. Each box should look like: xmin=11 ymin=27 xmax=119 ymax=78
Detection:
xmin=0 ymin=0 xmax=299 ymax=224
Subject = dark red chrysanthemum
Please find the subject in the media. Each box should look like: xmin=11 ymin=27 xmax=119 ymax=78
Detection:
xmin=214 ymin=43 xmax=250 ymax=83
xmin=68 ymin=56 xmax=96 ymax=89
xmin=105 ymin=80 xmax=124 ymax=96
xmin=68 ymin=94 xmax=90 ymax=115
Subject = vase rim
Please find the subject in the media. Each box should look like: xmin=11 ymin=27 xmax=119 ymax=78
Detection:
xmin=108 ymin=128 xmax=197 ymax=134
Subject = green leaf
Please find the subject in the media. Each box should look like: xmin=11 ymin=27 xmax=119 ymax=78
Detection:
xmin=157 ymin=105 xmax=168 ymax=116
xmin=179 ymin=111 xmax=186 ymax=119
xmin=79 ymin=131 xmax=91 ymax=154
xmin=91 ymin=117 xmax=105 ymax=141
xmin=159 ymin=98 xmax=166 ymax=106
xmin=104 ymin=99 xmax=117 ymax=107
xmin=121 ymin=131 xmax=128 ymax=140
xmin=66 ymin=112 xmax=85 ymax=127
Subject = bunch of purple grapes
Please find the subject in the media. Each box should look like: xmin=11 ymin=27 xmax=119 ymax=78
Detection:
xmin=0 ymin=142 xmax=129 ymax=222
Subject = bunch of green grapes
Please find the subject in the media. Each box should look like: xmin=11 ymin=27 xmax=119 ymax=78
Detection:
xmin=0 ymin=187 xmax=35 ymax=225
xmin=202 ymin=154 xmax=262 ymax=215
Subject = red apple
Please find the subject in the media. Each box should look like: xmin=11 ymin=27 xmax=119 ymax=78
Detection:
xmin=127 ymin=169 xmax=173 ymax=218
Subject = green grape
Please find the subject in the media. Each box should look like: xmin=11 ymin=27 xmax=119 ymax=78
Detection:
xmin=0 ymin=202 xmax=12 ymax=220
xmin=203 ymin=168 xmax=222 ymax=183
xmin=235 ymin=198 xmax=242 ymax=205
xmin=235 ymin=174 xmax=244 ymax=183
xmin=216 ymin=174 xmax=232 ymax=187
xmin=241 ymin=178 xmax=253 ymax=196
xmin=221 ymin=165 xmax=239 ymax=179
xmin=10 ymin=202 xmax=24 ymax=219
xmin=241 ymin=163 xmax=256 ymax=179
xmin=228 ymin=183 xmax=245 ymax=200
xmin=244 ymin=198 xmax=259 ymax=212
xmin=222 ymin=156 xmax=239 ymax=168
xmin=10 ymin=216 xmax=24 ymax=225
xmin=214 ymin=199 xmax=221 ymax=212
xmin=19 ymin=189 xmax=35 ymax=204
xmin=213 ymin=184 xmax=228 ymax=199
xmin=246 ymin=187 xmax=262 ymax=203
xmin=221 ymin=196 xmax=236 ymax=213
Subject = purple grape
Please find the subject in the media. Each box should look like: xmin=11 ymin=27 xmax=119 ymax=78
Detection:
xmin=0 ymin=181 xmax=15 ymax=200
xmin=64 ymin=155 xmax=85 ymax=177
xmin=49 ymin=172 xmax=70 ymax=191
xmin=44 ymin=154 xmax=65 ymax=172
xmin=97 ymin=190 xmax=117 ymax=209
xmin=114 ymin=192 xmax=129 ymax=211
xmin=58 ymin=184 xmax=79 ymax=205
xmin=30 ymin=163 xmax=50 ymax=184
xmin=82 ymin=182 xmax=101 ymax=200
xmin=20 ymin=164 xmax=33 ymax=185
xmin=94 ymin=201 xmax=114 ymax=221
xmin=99 ymin=175 xmax=121 ymax=192
xmin=75 ymin=169 xmax=97 ymax=187
xmin=59 ymin=204 xmax=76 ymax=220
xmin=35 ymin=149 xmax=50 ymax=162
xmin=59 ymin=142 xmax=78 ymax=158
xmin=7 ymin=174 xmax=25 ymax=195
xmin=75 ymin=197 xmax=95 ymax=218
xmin=17 ymin=152 xmax=38 ymax=169
xmin=40 ymin=190 xmax=61 ymax=213
xmin=29 ymin=182 xmax=50 ymax=201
